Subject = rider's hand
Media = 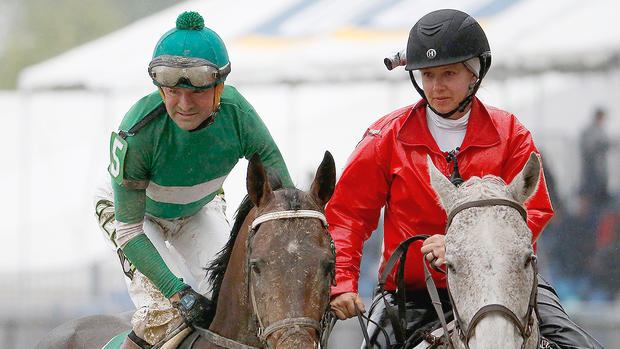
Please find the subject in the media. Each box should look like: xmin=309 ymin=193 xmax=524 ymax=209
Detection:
xmin=421 ymin=234 xmax=446 ymax=266
xmin=330 ymin=292 xmax=365 ymax=320
xmin=170 ymin=286 xmax=214 ymax=329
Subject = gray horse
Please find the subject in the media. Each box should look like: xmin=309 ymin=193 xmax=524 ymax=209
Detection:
xmin=428 ymin=153 xmax=541 ymax=349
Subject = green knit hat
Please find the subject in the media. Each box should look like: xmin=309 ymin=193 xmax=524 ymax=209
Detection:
xmin=151 ymin=11 xmax=230 ymax=88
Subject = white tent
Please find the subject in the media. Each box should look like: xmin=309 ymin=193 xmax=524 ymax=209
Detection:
xmin=7 ymin=0 xmax=620 ymax=273
xmin=18 ymin=0 xmax=620 ymax=90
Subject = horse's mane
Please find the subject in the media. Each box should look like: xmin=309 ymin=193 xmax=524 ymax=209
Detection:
xmin=205 ymin=169 xmax=285 ymax=313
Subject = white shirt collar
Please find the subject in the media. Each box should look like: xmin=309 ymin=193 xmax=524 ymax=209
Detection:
xmin=426 ymin=106 xmax=470 ymax=131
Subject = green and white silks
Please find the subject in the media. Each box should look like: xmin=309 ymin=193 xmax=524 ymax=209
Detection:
xmin=109 ymin=85 xmax=292 ymax=223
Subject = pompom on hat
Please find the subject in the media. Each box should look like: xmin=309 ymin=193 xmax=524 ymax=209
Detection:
xmin=152 ymin=11 xmax=229 ymax=70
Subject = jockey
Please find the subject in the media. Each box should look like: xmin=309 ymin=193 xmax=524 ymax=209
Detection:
xmin=327 ymin=9 xmax=603 ymax=349
xmin=93 ymin=11 xmax=292 ymax=349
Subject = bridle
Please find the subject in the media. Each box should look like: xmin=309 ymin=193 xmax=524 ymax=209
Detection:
xmin=200 ymin=209 xmax=335 ymax=349
xmin=364 ymin=198 xmax=540 ymax=349
xmin=248 ymin=209 xmax=334 ymax=347
xmin=444 ymin=198 xmax=540 ymax=349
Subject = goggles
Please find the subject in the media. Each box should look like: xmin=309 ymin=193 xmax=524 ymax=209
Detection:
xmin=148 ymin=55 xmax=231 ymax=88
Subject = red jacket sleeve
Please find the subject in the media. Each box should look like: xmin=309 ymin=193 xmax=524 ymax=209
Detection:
xmin=326 ymin=132 xmax=390 ymax=295
xmin=502 ymin=117 xmax=554 ymax=243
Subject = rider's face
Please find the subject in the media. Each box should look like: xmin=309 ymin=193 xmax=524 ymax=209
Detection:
xmin=420 ymin=63 xmax=477 ymax=120
xmin=162 ymin=86 xmax=216 ymax=131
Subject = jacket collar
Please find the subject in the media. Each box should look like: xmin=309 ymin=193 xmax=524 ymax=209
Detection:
xmin=397 ymin=97 xmax=500 ymax=153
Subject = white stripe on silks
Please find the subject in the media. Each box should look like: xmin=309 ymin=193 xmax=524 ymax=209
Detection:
xmin=145 ymin=174 xmax=227 ymax=205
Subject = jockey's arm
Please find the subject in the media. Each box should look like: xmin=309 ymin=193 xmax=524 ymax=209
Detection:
xmin=113 ymin=181 xmax=188 ymax=299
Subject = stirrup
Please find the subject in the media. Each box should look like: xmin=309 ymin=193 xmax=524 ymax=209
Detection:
xmin=151 ymin=323 xmax=192 ymax=349
xmin=126 ymin=331 xmax=152 ymax=349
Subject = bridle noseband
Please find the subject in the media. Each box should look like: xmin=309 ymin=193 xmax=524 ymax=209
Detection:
xmin=446 ymin=199 xmax=540 ymax=349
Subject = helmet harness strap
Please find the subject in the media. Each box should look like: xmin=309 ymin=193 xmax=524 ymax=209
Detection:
xmin=190 ymin=83 xmax=224 ymax=132
xmin=409 ymin=56 xmax=489 ymax=118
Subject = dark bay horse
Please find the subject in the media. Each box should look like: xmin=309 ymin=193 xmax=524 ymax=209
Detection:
xmin=194 ymin=151 xmax=336 ymax=348
xmin=37 ymin=152 xmax=336 ymax=349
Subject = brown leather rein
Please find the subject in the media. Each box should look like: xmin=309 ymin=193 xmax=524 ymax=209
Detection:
xmin=199 ymin=209 xmax=334 ymax=349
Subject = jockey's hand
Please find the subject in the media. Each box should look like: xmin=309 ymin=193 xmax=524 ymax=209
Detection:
xmin=170 ymin=286 xmax=214 ymax=329
xmin=330 ymin=292 xmax=365 ymax=320
xmin=421 ymin=234 xmax=446 ymax=267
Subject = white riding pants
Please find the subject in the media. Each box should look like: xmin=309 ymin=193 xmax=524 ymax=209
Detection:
xmin=94 ymin=177 xmax=230 ymax=344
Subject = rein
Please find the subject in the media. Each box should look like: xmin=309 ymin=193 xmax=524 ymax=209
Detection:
xmin=359 ymin=198 xmax=539 ymax=349
xmin=201 ymin=209 xmax=333 ymax=349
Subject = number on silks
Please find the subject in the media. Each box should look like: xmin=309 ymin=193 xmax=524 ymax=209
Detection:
xmin=108 ymin=132 xmax=128 ymax=184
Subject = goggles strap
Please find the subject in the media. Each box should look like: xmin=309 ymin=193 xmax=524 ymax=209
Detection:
xmin=188 ymin=83 xmax=225 ymax=132
xmin=158 ymin=87 xmax=166 ymax=103
xmin=214 ymin=83 xmax=224 ymax=106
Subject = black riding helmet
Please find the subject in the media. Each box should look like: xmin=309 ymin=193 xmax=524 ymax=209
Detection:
xmin=405 ymin=9 xmax=491 ymax=118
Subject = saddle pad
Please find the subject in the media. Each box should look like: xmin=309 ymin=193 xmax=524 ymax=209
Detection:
xmin=101 ymin=327 xmax=193 ymax=349
xmin=102 ymin=330 xmax=131 ymax=349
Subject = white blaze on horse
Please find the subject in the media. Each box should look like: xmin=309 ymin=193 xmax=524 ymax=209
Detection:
xmin=428 ymin=153 xmax=541 ymax=349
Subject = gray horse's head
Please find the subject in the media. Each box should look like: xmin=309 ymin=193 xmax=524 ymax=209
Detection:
xmin=428 ymin=153 xmax=541 ymax=349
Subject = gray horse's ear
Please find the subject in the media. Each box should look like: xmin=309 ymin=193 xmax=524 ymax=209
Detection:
xmin=310 ymin=151 xmax=336 ymax=207
xmin=428 ymin=155 xmax=457 ymax=209
xmin=508 ymin=152 xmax=541 ymax=204
xmin=247 ymin=153 xmax=274 ymax=207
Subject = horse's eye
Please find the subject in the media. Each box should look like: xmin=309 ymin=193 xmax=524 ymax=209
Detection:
xmin=445 ymin=262 xmax=456 ymax=273
xmin=523 ymin=254 xmax=536 ymax=268
xmin=444 ymin=256 xmax=456 ymax=273
xmin=322 ymin=260 xmax=335 ymax=276
xmin=249 ymin=260 xmax=261 ymax=274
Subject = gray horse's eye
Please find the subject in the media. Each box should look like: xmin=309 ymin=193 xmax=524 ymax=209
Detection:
xmin=523 ymin=253 xmax=535 ymax=268
xmin=444 ymin=256 xmax=456 ymax=272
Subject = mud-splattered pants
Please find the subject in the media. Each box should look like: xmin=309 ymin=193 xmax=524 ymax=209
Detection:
xmin=94 ymin=178 xmax=229 ymax=345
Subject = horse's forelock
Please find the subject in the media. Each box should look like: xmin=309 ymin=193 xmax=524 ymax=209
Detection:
xmin=283 ymin=188 xmax=302 ymax=210
xmin=447 ymin=174 xmax=531 ymax=247
xmin=452 ymin=175 xmax=511 ymax=207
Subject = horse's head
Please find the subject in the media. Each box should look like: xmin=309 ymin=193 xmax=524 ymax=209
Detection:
xmin=428 ymin=153 xmax=541 ymax=349
xmin=245 ymin=151 xmax=336 ymax=349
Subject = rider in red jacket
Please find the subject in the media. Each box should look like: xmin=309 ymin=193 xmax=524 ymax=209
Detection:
xmin=328 ymin=9 xmax=603 ymax=349
xmin=328 ymin=97 xmax=553 ymax=294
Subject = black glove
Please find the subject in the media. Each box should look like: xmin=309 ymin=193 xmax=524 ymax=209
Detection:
xmin=171 ymin=286 xmax=214 ymax=329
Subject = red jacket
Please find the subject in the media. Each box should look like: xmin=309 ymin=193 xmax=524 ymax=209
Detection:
xmin=326 ymin=98 xmax=554 ymax=295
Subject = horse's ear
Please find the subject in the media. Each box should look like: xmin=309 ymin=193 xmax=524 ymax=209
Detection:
xmin=310 ymin=151 xmax=336 ymax=208
xmin=247 ymin=153 xmax=274 ymax=207
xmin=427 ymin=155 xmax=457 ymax=209
xmin=508 ymin=152 xmax=541 ymax=204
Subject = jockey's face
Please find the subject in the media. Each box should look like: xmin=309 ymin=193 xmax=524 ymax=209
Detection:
xmin=161 ymin=86 xmax=216 ymax=131
xmin=420 ymin=62 xmax=477 ymax=120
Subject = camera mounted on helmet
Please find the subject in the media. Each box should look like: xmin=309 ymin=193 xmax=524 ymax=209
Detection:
xmin=385 ymin=9 xmax=491 ymax=118
xmin=149 ymin=11 xmax=231 ymax=90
